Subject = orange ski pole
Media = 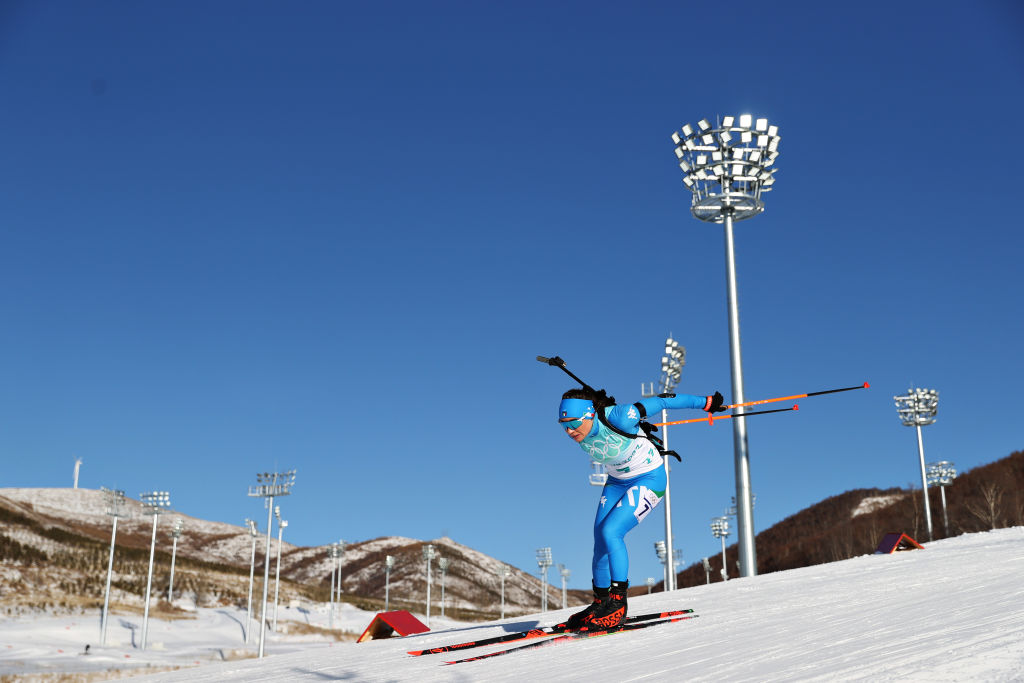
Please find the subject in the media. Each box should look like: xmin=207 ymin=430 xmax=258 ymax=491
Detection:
xmin=653 ymin=405 xmax=799 ymax=427
xmin=725 ymin=382 xmax=869 ymax=410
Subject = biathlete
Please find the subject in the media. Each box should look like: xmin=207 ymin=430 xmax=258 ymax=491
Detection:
xmin=557 ymin=387 xmax=726 ymax=629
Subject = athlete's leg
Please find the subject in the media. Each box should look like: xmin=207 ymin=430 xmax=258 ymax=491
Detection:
xmin=593 ymin=468 xmax=667 ymax=583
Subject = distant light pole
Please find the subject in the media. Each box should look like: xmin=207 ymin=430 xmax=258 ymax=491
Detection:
xmin=894 ymin=388 xmax=939 ymax=541
xmin=438 ymin=557 xmax=450 ymax=618
xmin=423 ymin=544 xmax=436 ymax=627
xmin=100 ymin=487 xmax=126 ymax=646
xmin=272 ymin=506 xmax=288 ymax=631
xmin=334 ymin=540 xmax=346 ymax=609
xmin=139 ymin=490 xmax=171 ymax=651
xmin=73 ymin=458 xmax=83 ymax=489
xmin=536 ymin=547 xmax=553 ymax=612
xmin=244 ymin=519 xmax=258 ymax=643
xmin=711 ymin=516 xmax=731 ymax=581
xmin=247 ymin=469 xmax=296 ymax=658
xmin=672 ymin=549 xmax=684 ymax=580
xmin=701 ymin=557 xmax=711 ymax=584
xmin=384 ymin=556 xmax=395 ymax=611
xmin=646 ymin=577 xmax=656 ymax=594
xmin=654 ymin=540 xmax=668 ymax=590
xmin=326 ymin=544 xmax=341 ymax=629
xmin=642 ymin=335 xmax=685 ymax=590
xmin=927 ymin=460 xmax=957 ymax=537
xmin=672 ymin=115 xmax=781 ymax=578
xmin=168 ymin=518 xmax=184 ymax=603
xmin=558 ymin=564 xmax=570 ymax=609
xmin=496 ymin=566 xmax=510 ymax=619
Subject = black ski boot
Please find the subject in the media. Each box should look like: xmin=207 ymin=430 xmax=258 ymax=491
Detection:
xmin=560 ymin=583 xmax=609 ymax=630
xmin=586 ymin=580 xmax=628 ymax=629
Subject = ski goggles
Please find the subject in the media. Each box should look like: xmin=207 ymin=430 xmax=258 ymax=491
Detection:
xmin=559 ymin=416 xmax=591 ymax=430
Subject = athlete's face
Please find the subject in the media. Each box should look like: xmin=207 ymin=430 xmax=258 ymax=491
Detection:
xmin=560 ymin=417 xmax=593 ymax=443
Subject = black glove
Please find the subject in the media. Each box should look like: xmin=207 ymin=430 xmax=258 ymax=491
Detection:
xmin=706 ymin=391 xmax=727 ymax=413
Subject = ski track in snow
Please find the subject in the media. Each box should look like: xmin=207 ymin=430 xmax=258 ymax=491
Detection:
xmin=4 ymin=527 xmax=1022 ymax=682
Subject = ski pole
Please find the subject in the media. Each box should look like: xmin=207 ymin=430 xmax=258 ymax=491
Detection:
xmin=724 ymin=382 xmax=869 ymax=410
xmin=653 ymin=405 xmax=799 ymax=427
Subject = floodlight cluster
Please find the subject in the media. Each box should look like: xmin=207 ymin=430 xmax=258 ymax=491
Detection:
xmin=927 ymin=460 xmax=957 ymax=487
xmin=660 ymin=337 xmax=686 ymax=393
xmin=249 ymin=469 xmax=297 ymax=498
xmin=536 ymin=546 xmax=553 ymax=569
xmin=671 ymin=114 xmax=781 ymax=222
xmin=710 ymin=516 xmax=731 ymax=538
xmin=893 ymin=388 xmax=939 ymax=426
xmin=140 ymin=490 xmax=171 ymax=514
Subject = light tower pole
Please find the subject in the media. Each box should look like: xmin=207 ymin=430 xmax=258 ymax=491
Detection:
xmin=711 ymin=516 xmax=731 ymax=581
xmin=100 ymin=487 xmax=126 ymax=646
xmin=536 ymin=547 xmax=553 ymax=612
xmin=496 ymin=566 xmax=510 ymax=619
xmin=558 ymin=564 xmax=570 ymax=609
xmin=139 ymin=490 xmax=171 ymax=651
xmin=384 ymin=556 xmax=395 ymax=611
xmin=326 ymin=543 xmax=341 ymax=630
xmin=245 ymin=518 xmax=258 ymax=643
xmin=672 ymin=115 xmax=781 ymax=577
xmin=423 ymin=544 xmax=436 ymax=627
xmin=654 ymin=540 xmax=668 ymax=589
xmin=168 ymin=518 xmax=184 ymax=603
xmin=641 ymin=335 xmax=685 ymax=590
xmin=272 ymin=506 xmax=288 ymax=631
xmin=73 ymin=458 xmax=82 ymax=488
xmin=334 ymin=540 xmax=346 ymax=611
xmin=927 ymin=460 xmax=957 ymax=537
xmin=247 ymin=469 xmax=296 ymax=658
xmin=438 ymin=557 xmax=450 ymax=618
xmin=894 ymin=388 xmax=939 ymax=541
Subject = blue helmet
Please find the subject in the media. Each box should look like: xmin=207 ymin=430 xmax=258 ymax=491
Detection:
xmin=558 ymin=398 xmax=595 ymax=420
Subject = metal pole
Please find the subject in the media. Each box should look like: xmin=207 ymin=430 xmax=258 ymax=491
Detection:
xmin=328 ymin=548 xmax=336 ymax=630
xmin=723 ymin=210 xmax=757 ymax=577
xmin=246 ymin=529 xmax=256 ymax=643
xmin=141 ymin=513 xmax=158 ymax=651
xmin=499 ymin=569 xmax=507 ymax=620
xmin=168 ymin=535 xmax=178 ymax=603
xmin=915 ymin=425 xmax=934 ymax=541
xmin=100 ymin=515 xmax=118 ymax=646
xmin=384 ymin=558 xmax=392 ymax=612
xmin=425 ymin=553 xmax=432 ymax=627
xmin=257 ymin=496 xmax=273 ymax=658
xmin=273 ymin=520 xmax=285 ymax=631
xmin=720 ymin=535 xmax=728 ymax=581
xmin=661 ymin=407 xmax=676 ymax=591
xmin=940 ymin=486 xmax=949 ymax=536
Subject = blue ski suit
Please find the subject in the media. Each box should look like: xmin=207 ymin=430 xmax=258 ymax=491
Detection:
xmin=575 ymin=394 xmax=707 ymax=587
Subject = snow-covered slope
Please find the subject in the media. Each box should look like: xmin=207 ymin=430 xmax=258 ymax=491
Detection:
xmin=116 ymin=525 xmax=1024 ymax=682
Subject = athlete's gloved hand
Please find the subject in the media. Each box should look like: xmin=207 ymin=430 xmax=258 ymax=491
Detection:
xmin=705 ymin=391 xmax=727 ymax=413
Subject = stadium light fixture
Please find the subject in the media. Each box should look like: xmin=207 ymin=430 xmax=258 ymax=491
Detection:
xmin=654 ymin=540 xmax=668 ymax=590
xmin=536 ymin=547 xmax=553 ymax=612
xmin=272 ymin=506 xmax=288 ymax=631
xmin=894 ymin=388 xmax=939 ymax=541
xmin=701 ymin=557 xmax=712 ymax=584
xmin=168 ymin=518 xmax=184 ymax=604
xmin=646 ymin=577 xmax=656 ymax=594
xmin=642 ymin=336 xmax=686 ymax=591
xmin=245 ymin=519 xmax=259 ymax=643
xmin=927 ymin=460 xmax=957 ymax=536
xmin=423 ymin=544 xmax=437 ymax=627
xmin=100 ymin=487 xmax=127 ymax=646
xmin=710 ymin=516 xmax=731 ymax=581
xmin=326 ymin=543 xmax=342 ymax=630
xmin=384 ymin=555 xmax=395 ymax=611
xmin=139 ymin=490 xmax=171 ymax=651
xmin=496 ymin=566 xmax=511 ymax=620
xmin=558 ymin=564 xmax=571 ymax=609
xmin=671 ymin=114 xmax=782 ymax=578
xmin=248 ymin=469 xmax=296 ymax=658
xmin=438 ymin=557 xmax=451 ymax=618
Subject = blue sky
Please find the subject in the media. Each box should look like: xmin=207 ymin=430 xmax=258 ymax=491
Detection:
xmin=2 ymin=1 xmax=1022 ymax=589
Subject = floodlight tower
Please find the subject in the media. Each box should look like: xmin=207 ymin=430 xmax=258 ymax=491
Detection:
xmin=100 ymin=487 xmax=127 ymax=646
xmin=326 ymin=543 xmax=341 ymax=629
xmin=168 ymin=518 xmax=184 ymax=603
xmin=927 ymin=460 xmax=957 ymax=537
xmin=247 ymin=469 xmax=296 ymax=658
xmin=139 ymin=490 xmax=171 ymax=651
xmin=244 ymin=519 xmax=259 ymax=643
xmin=558 ymin=564 xmax=571 ymax=609
xmin=496 ymin=566 xmax=510 ymax=619
xmin=333 ymin=540 xmax=346 ymax=610
xmin=536 ymin=547 xmax=553 ymax=611
xmin=654 ymin=540 xmax=668 ymax=589
xmin=894 ymin=388 xmax=939 ymax=541
xmin=384 ymin=555 xmax=395 ymax=611
xmin=646 ymin=577 xmax=656 ymax=594
xmin=438 ymin=557 xmax=450 ymax=618
xmin=272 ymin=506 xmax=288 ymax=631
xmin=701 ymin=557 xmax=712 ymax=584
xmin=641 ymin=336 xmax=686 ymax=590
xmin=423 ymin=544 xmax=436 ymax=627
xmin=672 ymin=114 xmax=781 ymax=577
xmin=710 ymin=516 xmax=732 ymax=581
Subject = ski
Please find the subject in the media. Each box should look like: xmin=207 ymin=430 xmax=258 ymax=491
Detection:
xmin=443 ymin=614 xmax=697 ymax=665
xmin=407 ymin=609 xmax=693 ymax=657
